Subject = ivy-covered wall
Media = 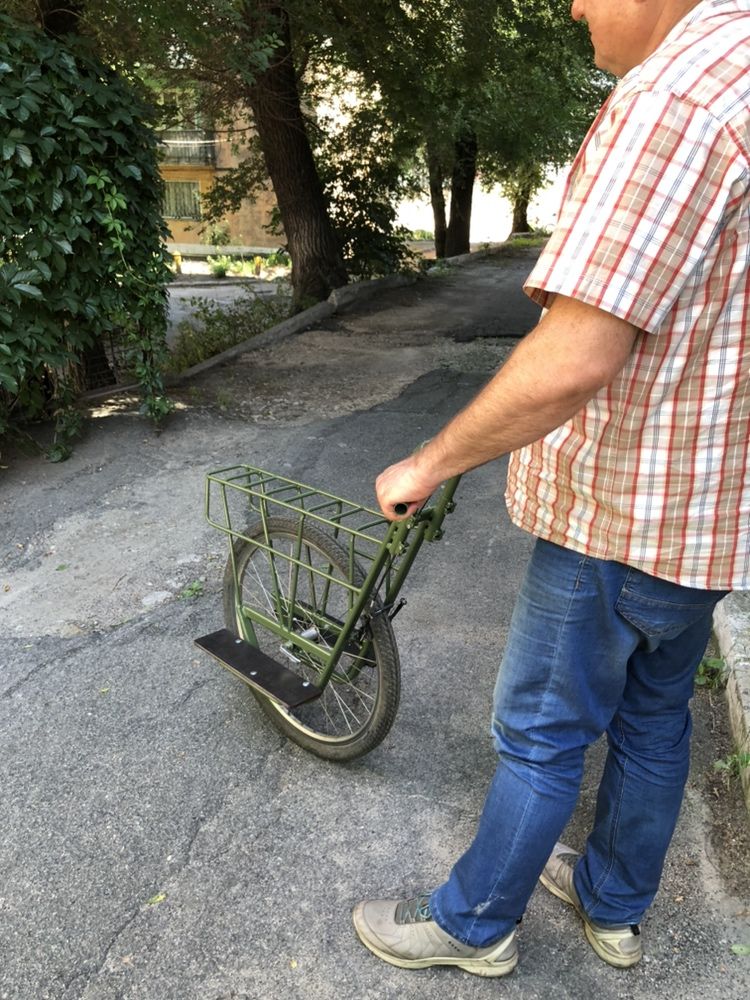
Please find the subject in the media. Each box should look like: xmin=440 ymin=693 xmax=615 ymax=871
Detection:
xmin=0 ymin=14 xmax=172 ymax=458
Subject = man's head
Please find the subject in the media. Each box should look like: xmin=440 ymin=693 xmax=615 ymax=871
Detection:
xmin=571 ymin=0 xmax=704 ymax=77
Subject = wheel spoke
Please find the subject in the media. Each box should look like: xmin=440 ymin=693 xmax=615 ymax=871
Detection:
xmin=227 ymin=518 xmax=398 ymax=755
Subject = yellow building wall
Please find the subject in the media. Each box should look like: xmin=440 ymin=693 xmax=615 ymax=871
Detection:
xmin=161 ymin=162 xmax=281 ymax=248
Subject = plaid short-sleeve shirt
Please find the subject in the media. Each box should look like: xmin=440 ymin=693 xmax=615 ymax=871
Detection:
xmin=507 ymin=0 xmax=750 ymax=590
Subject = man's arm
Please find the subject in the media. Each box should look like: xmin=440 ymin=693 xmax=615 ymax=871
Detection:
xmin=376 ymin=294 xmax=639 ymax=518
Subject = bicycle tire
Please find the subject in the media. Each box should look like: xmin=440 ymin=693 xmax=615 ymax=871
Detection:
xmin=222 ymin=514 xmax=400 ymax=761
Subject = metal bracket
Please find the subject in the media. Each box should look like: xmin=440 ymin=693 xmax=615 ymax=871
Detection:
xmin=371 ymin=598 xmax=408 ymax=622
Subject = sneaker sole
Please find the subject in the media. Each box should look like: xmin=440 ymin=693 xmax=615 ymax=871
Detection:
xmin=352 ymin=910 xmax=518 ymax=978
xmin=539 ymin=872 xmax=641 ymax=970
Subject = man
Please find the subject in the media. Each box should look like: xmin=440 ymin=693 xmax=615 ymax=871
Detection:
xmin=353 ymin=0 xmax=750 ymax=978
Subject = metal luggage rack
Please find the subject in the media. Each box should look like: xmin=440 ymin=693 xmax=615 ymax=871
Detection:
xmin=205 ymin=464 xmax=410 ymax=608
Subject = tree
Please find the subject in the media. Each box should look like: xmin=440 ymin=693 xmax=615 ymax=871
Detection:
xmin=238 ymin=3 xmax=348 ymax=305
xmin=67 ymin=0 xmax=350 ymax=308
xmin=305 ymin=1 xmax=607 ymax=256
xmin=8 ymin=0 xmax=608 ymax=292
xmin=476 ymin=4 xmax=611 ymax=235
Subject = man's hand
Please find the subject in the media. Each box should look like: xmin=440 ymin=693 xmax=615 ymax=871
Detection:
xmin=375 ymin=453 xmax=443 ymax=520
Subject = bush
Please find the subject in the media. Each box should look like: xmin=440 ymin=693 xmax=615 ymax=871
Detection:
xmin=207 ymin=254 xmax=233 ymax=278
xmin=266 ymin=249 xmax=291 ymax=269
xmin=167 ymin=287 xmax=292 ymax=372
xmin=0 ymin=15 xmax=172 ymax=458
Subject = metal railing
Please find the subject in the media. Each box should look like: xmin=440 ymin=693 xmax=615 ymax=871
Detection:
xmin=159 ymin=129 xmax=217 ymax=166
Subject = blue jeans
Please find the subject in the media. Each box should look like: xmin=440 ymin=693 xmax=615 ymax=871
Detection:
xmin=430 ymin=538 xmax=726 ymax=947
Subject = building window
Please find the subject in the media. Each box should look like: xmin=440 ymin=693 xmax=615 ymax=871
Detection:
xmin=163 ymin=181 xmax=201 ymax=220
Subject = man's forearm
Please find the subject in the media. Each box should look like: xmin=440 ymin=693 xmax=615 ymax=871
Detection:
xmin=376 ymin=295 xmax=638 ymax=517
xmin=416 ymin=297 xmax=638 ymax=482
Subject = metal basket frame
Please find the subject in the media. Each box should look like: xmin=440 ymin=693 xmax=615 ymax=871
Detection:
xmin=205 ymin=464 xmax=459 ymax=689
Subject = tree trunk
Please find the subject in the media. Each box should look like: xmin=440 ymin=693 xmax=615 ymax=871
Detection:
xmin=511 ymin=185 xmax=533 ymax=233
xmin=444 ymin=128 xmax=477 ymax=258
xmin=37 ymin=0 xmax=84 ymax=37
xmin=243 ymin=4 xmax=347 ymax=309
xmin=426 ymin=143 xmax=447 ymax=259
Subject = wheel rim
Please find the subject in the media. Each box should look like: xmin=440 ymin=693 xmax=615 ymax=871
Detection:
xmin=234 ymin=530 xmax=381 ymax=744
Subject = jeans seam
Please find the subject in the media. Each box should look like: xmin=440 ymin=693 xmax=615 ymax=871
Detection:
xmin=591 ymin=715 xmax=628 ymax=907
xmin=528 ymin=555 xmax=588 ymax=763
xmin=463 ymin=768 xmax=535 ymax=944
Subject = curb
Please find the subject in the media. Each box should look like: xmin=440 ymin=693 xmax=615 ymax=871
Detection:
xmin=713 ymin=596 xmax=750 ymax=814
xmin=169 ymin=277 xmax=265 ymax=290
xmin=167 ymin=271 xmax=417 ymax=385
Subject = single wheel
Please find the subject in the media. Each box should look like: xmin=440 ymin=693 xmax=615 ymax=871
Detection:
xmin=223 ymin=514 xmax=400 ymax=761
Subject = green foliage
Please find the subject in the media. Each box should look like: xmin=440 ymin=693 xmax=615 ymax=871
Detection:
xmin=179 ymin=580 xmax=204 ymax=599
xmin=207 ymin=254 xmax=234 ymax=278
xmin=315 ymin=100 xmax=420 ymax=278
xmin=265 ymin=250 xmax=291 ymax=268
xmin=0 ymin=14 xmax=172 ymax=454
xmin=202 ymin=220 xmax=231 ymax=247
xmin=695 ymin=656 xmax=729 ymax=689
xmin=714 ymin=751 xmax=750 ymax=779
xmin=168 ymin=287 xmax=292 ymax=372
xmin=29 ymin=0 xmax=609 ymax=302
xmin=47 ymin=404 xmax=83 ymax=464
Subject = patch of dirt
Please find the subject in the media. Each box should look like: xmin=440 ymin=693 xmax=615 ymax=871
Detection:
xmin=694 ymin=683 xmax=750 ymax=901
xmin=171 ymin=328 xmax=515 ymax=424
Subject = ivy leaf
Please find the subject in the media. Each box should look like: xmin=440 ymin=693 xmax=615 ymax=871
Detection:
xmin=0 ymin=371 xmax=19 ymax=392
xmin=121 ymin=163 xmax=142 ymax=181
xmin=0 ymin=12 xmax=173 ymax=454
xmin=72 ymin=115 xmax=100 ymax=128
xmin=15 ymin=284 xmax=43 ymax=299
xmin=15 ymin=144 xmax=32 ymax=167
xmin=11 ymin=269 xmax=40 ymax=284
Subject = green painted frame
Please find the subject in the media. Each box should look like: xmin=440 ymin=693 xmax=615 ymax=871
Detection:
xmin=205 ymin=464 xmax=460 ymax=689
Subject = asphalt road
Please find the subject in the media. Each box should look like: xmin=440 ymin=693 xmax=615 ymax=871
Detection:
xmin=1 ymin=253 xmax=748 ymax=1000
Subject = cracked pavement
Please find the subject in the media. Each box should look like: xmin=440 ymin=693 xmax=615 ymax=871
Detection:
xmin=1 ymin=254 xmax=749 ymax=999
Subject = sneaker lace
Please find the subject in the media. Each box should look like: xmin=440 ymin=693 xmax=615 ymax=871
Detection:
xmin=395 ymin=893 xmax=432 ymax=924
